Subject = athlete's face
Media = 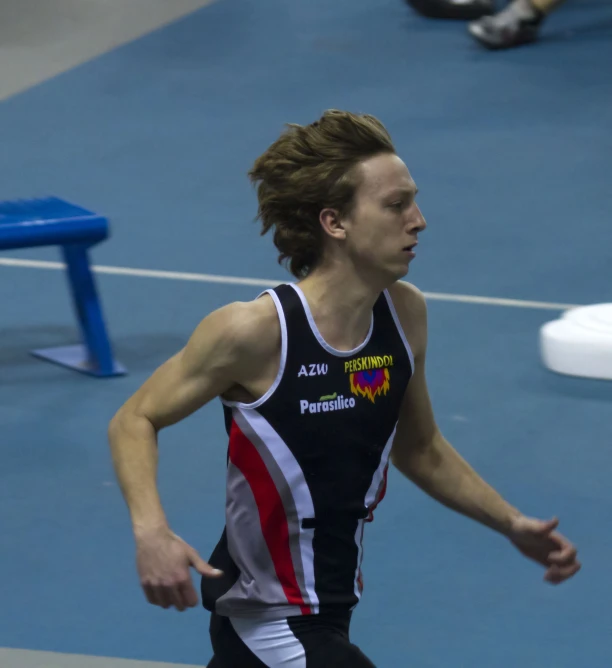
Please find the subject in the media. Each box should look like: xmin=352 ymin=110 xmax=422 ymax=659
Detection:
xmin=340 ymin=153 xmax=426 ymax=281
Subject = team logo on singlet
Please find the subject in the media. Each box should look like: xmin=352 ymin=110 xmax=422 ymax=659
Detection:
xmin=297 ymin=363 xmax=328 ymax=377
xmin=299 ymin=393 xmax=356 ymax=415
xmin=345 ymin=355 xmax=393 ymax=403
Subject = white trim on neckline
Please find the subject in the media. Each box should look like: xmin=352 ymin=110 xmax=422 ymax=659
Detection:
xmin=288 ymin=283 xmax=374 ymax=358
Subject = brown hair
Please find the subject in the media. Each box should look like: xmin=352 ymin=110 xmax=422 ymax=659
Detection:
xmin=248 ymin=109 xmax=396 ymax=278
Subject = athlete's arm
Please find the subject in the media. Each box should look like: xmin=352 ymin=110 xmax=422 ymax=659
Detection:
xmin=387 ymin=282 xmax=521 ymax=536
xmin=109 ymin=300 xmax=272 ymax=533
xmin=388 ymin=283 xmax=580 ymax=583
xmin=108 ymin=297 xmax=280 ymax=610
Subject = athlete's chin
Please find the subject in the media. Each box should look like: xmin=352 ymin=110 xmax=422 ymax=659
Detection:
xmin=359 ymin=257 xmax=411 ymax=286
xmin=387 ymin=261 xmax=411 ymax=281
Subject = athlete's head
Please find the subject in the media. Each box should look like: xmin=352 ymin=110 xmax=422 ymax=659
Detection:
xmin=249 ymin=109 xmax=426 ymax=282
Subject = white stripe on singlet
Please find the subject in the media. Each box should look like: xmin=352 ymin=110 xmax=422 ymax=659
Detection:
xmin=230 ymin=616 xmax=307 ymax=667
xmin=353 ymin=425 xmax=397 ymax=599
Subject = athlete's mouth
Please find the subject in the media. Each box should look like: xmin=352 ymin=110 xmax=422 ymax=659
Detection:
xmin=403 ymin=243 xmax=418 ymax=252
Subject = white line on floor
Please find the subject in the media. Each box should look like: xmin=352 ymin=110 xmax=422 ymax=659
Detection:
xmin=0 ymin=257 xmax=580 ymax=311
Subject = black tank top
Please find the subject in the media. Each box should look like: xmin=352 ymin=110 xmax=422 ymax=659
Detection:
xmin=202 ymin=283 xmax=414 ymax=620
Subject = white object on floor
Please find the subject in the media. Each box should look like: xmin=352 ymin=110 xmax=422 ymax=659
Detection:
xmin=540 ymin=303 xmax=612 ymax=380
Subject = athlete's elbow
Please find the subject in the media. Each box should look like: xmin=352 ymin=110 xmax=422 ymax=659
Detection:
xmin=108 ymin=408 xmax=132 ymax=447
xmin=108 ymin=403 xmax=157 ymax=447
xmin=390 ymin=431 xmax=443 ymax=480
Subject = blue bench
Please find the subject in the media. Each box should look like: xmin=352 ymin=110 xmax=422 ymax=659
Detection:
xmin=0 ymin=197 xmax=126 ymax=377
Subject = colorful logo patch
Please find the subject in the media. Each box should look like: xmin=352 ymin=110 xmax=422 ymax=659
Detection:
xmin=350 ymin=368 xmax=390 ymax=403
xmin=345 ymin=355 xmax=393 ymax=404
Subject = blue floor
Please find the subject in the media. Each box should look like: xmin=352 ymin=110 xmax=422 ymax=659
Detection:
xmin=1 ymin=0 xmax=611 ymax=666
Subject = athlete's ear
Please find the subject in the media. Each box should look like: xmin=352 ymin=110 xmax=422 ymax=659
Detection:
xmin=319 ymin=208 xmax=347 ymax=241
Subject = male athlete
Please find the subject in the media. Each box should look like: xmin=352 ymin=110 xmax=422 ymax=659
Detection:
xmin=108 ymin=110 xmax=581 ymax=667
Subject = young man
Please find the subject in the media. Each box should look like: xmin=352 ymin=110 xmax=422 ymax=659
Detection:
xmin=108 ymin=110 xmax=580 ymax=667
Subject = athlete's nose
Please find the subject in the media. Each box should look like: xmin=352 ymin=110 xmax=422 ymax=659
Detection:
xmin=411 ymin=204 xmax=427 ymax=232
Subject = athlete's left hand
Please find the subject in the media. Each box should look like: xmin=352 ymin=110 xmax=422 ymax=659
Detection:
xmin=507 ymin=515 xmax=581 ymax=584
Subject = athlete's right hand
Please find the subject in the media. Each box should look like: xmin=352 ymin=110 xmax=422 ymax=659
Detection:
xmin=135 ymin=527 xmax=223 ymax=611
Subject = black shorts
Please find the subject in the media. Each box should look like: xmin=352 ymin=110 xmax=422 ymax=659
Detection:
xmin=207 ymin=610 xmax=376 ymax=667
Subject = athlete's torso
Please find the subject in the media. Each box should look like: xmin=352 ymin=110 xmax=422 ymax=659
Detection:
xmin=202 ymin=283 xmax=414 ymax=620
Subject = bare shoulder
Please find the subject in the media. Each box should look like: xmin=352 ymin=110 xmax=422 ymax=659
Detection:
xmin=189 ymin=293 xmax=281 ymax=364
xmin=388 ymin=280 xmax=427 ymax=317
xmin=386 ymin=281 xmax=428 ymax=358
xmin=222 ymin=293 xmax=281 ymax=356
xmin=195 ymin=293 xmax=281 ymax=402
xmin=111 ymin=294 xmax=281 ymax=430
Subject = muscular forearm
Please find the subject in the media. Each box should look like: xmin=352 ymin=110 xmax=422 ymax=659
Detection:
xmin=392 ymin=431 xmax=521 ymax=536
xmin=108 ymin=411 xmax=169 ymax=535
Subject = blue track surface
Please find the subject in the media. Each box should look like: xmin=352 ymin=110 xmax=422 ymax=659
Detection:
xmin=1 ymin=0 xmax=611 ymax=665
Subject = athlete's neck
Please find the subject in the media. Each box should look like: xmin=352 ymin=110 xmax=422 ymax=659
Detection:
xmin=296 ymin=265 xmax=387 ymax=352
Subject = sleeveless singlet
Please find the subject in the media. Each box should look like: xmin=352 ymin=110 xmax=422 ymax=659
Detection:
xmin=202 ymin=283 xmax=414 ymax=620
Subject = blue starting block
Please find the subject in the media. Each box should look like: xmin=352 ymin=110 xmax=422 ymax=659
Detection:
xmin=0 ymin=197 xmax=126 ymax=377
